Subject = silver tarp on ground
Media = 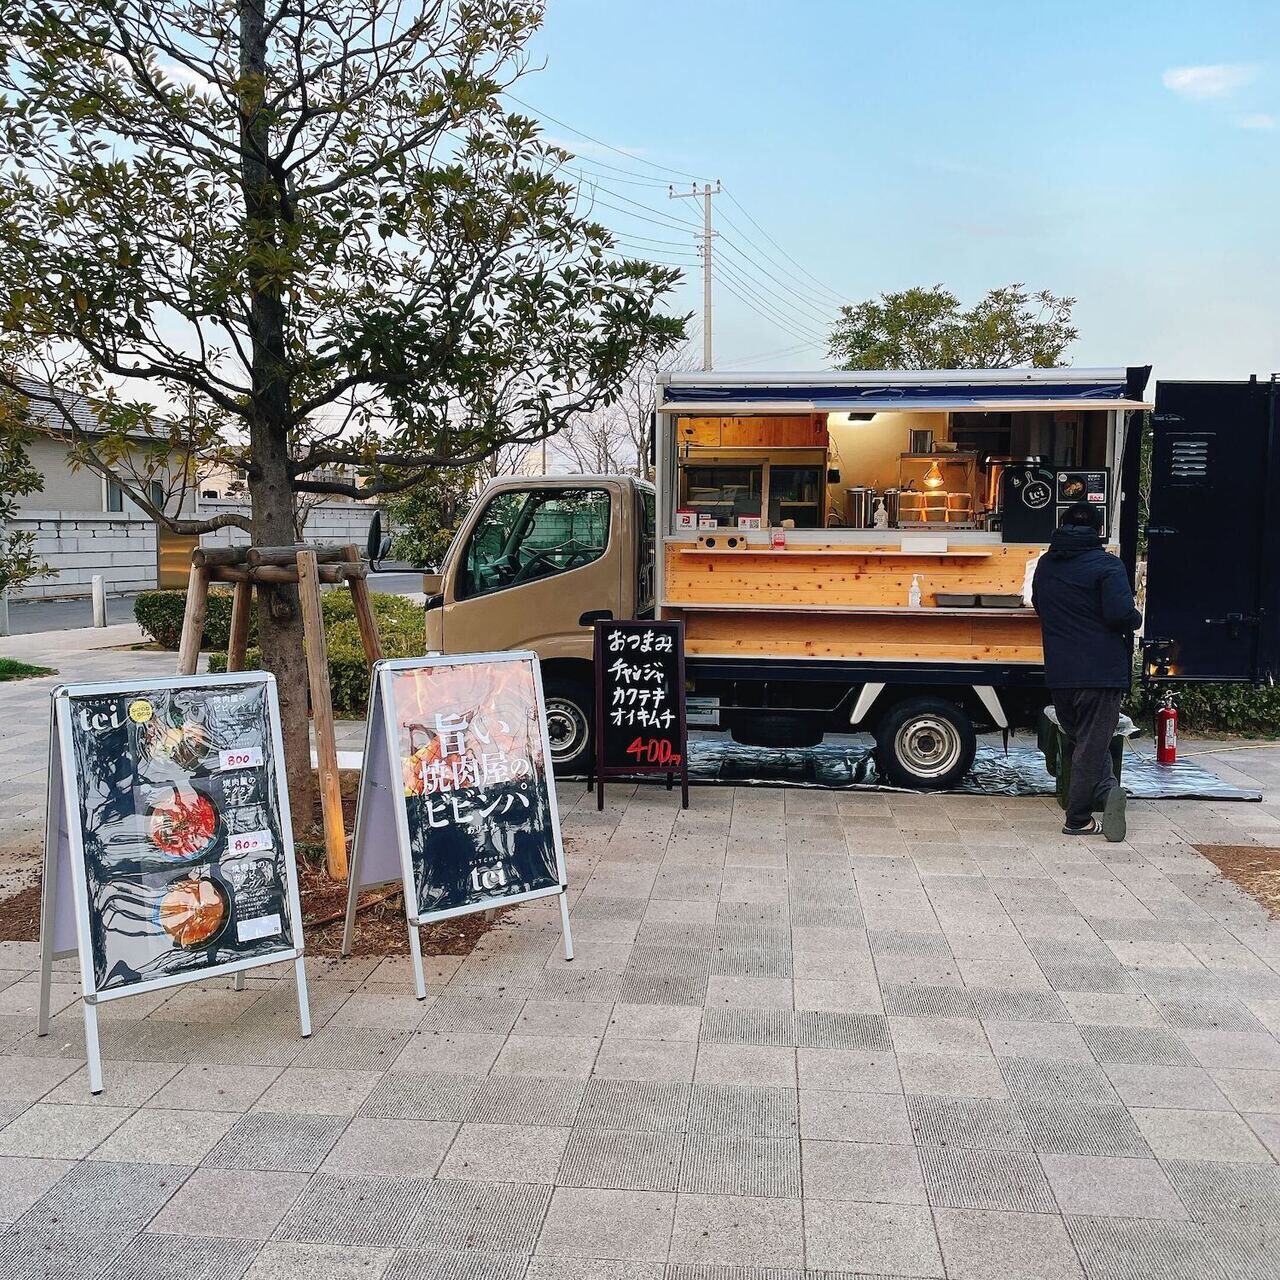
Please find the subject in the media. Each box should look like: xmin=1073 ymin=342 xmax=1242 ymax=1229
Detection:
xmin=627 ymin=734 xmax=1261 ymax=801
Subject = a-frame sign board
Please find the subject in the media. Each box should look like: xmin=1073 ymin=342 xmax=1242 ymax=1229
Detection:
xmin=342 ymin=653 xmax=573 ymax=999
xmin=37 ymin=673 xmax=311 ymax=1094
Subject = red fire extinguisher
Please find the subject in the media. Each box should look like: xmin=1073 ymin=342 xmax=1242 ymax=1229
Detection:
xmin=1156 ymin=692 xmax=1178 ymax=765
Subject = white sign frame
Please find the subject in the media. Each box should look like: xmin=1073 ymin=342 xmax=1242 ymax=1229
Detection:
xmin=37 ymin=672 xmax=312 ymax=1093
xmin=341 ymin=651 xmax=573 ymax=999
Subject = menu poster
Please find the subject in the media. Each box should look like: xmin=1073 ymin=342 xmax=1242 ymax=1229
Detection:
xmin=63 ymin=681 xmax=296 ymax=991
xmin=344 ymin=654 xmax=572 ymax=998
xmin=592 ymin=619 xmax=689 ymax=810
xmin=395 ymin=658 xmax=563 ymax=918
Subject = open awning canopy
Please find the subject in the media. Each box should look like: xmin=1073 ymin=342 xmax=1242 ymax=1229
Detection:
xmin=657 ymin=367 xmax=1154 ymax=415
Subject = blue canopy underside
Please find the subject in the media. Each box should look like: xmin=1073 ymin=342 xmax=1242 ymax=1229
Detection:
xmin=662 ymin=379 xmax=1131 ymax=407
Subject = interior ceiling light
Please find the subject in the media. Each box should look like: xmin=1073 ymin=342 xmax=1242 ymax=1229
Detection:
xmin=923 ymin=459 xmax=945 ymax=489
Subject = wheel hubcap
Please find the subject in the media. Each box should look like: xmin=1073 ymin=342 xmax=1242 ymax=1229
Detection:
xmin=544 ymin=697 xmax=588 ymax=763
xmin=895 ymin=716 xmax=962 ymax=779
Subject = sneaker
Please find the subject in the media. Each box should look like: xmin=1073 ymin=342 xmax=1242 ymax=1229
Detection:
xmin=1062 ymin=818 xmax=1102 ymax=835
xmin=1102 ymin=786 xmax=1127 ymax=843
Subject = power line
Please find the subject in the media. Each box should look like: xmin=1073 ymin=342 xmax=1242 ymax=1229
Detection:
xmin=719 ymin=339 xmax=826 ymax=368
xmin=714 ymin=265 xmax=829 ymax=346
xmin=716 ymin=275 xmax=825 ymax=348
xmin=714 ymin=253 xmax=833 ymax=340
xmin=717 ymin=234 xmax=838 ymax=326
xmin=721 ymin=187 xmax=852 ymax=307
xmin=507 ymin=92 xmax=708 ymax=182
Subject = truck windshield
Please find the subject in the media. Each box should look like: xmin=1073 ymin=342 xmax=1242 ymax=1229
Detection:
xmin=459 ymin=487 xmax=611 ymax=599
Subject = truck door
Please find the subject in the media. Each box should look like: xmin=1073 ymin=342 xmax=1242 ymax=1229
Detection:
xmin=435 ymin=482 xmax=622 ymax=659
xmin=1143 ymin=377 xmax=1280 ymax=682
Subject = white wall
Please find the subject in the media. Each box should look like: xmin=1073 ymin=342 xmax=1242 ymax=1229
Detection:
xmin=197 ymin=498 xmax=376 ymax=549
xmin=7 ymin=510 xmax=157 ymax=600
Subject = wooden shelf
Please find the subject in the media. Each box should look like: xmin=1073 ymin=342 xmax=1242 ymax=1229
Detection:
xmin=676 ymin=547 xmax=994 ymax=559
xmin=661 ymin=601 xmax=1032 ymax=617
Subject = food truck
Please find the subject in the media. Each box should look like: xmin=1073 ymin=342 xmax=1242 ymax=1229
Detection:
xmin=424 ymin=367 xmax=1280 ymax=787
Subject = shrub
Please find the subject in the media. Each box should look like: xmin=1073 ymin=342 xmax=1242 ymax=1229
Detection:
xmin=1127 ymin=679 xmax=1280 ymax=739
xmin=207 ymin=590 xmax=425 ymax=718
xmin=135 ymin=587 xmax=238 ymax=650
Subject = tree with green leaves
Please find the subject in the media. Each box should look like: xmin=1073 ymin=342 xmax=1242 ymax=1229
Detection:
xmin=0 ymin=425 xmax=47 ymax=594
xmin=828 ymin=284 xmax=1077 ymax=370
xmin=0 ymin=0 xmax=684 ymax=811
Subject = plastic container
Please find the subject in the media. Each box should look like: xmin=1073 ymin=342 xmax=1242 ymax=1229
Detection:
xmin=979 ymin=594 xmax=1025 ymax=608
xmin=934 ymin=593 xmax=977 ymax=608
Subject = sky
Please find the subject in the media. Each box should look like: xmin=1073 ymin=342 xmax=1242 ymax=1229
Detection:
xmin=515 ymin=0 xmax=1280 ymax=380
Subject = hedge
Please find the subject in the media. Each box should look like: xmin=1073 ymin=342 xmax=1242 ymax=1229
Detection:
xmin=204 ymin=590 xmax=424 ymax=718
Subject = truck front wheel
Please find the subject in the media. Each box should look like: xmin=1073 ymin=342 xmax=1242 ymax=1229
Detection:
xmin=875 ymin=697 xmax=976 ymax=790
xmin=542 ymin=673 xmax=594 ymax=776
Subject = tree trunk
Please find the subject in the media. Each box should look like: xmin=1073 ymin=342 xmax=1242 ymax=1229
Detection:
xmin=239 ymin=0 xmax=315 ymax=830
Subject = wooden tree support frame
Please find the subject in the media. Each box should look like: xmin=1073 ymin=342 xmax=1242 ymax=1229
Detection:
xmin=176 ymin=542 xmax=384 ymax=880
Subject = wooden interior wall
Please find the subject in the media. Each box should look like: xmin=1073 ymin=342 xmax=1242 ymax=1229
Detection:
xmin=664 ymin=542 xmax=1042 ymax=609
xmin=680 ymin=608 xmax=1044 ymax=663
xmin=678 ymin=415 xmax=829 ymax=449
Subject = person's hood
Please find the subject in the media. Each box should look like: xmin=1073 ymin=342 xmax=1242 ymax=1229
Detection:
xmin=1046 ymin=525 xmax=1104 ymax=559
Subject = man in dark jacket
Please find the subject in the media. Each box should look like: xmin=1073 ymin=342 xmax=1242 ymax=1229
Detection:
xmin=1032 ymin=501 xmax=1142 ymax=840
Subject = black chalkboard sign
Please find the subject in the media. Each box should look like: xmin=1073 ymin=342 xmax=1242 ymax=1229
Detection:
xmin=593 ymin=619 xmax=689 ymax=810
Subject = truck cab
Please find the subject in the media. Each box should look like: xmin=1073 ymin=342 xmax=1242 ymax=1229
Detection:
xmin=425 ymin=474 xmax=654 ymax=772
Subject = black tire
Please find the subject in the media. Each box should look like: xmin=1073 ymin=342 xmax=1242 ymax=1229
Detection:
xmin=541 ymin=672 xmax=594 ymax=776
xmin=875 ymin=697 xmax=977 ymax=790
xmin=730 ymin=711 xmax=823 ymax=749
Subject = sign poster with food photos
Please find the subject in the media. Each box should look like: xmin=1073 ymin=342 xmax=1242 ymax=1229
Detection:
xmin=53 ymin=675 xmax=303 ymax=993
xmin=344 ymin=653 xmax=572 ymax=997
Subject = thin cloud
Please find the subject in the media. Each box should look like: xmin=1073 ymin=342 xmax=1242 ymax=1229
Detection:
xmin=1162 ymin=64 xmax=1256 ymax=100
xmin=1237 ymin=113 xmax=1276 ymax=130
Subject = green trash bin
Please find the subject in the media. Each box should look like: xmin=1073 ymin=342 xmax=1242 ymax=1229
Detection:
xmin=1039 ymin=705 xmax=1138 ymax=814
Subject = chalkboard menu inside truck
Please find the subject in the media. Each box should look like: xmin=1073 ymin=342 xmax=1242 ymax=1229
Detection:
xmin=593 ymin=619 xmax=689 ymax=808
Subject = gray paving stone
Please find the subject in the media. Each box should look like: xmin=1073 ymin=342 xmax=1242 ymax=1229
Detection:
xmin=680 ymin=1133 xmax=800 ymax=1198
xmin=628 ymin=946 xmax=715 ymax=978
xmin=934 ymin=1206 xmax=1082 ymax=1280
xmin=16 ymin=1160 xmax=189 ymax=1234
xmin=881 ymin=984 xmax=976 ymax=1018
xmin=710 ymin=947 xmax=793 ymax=979
xmin=687 ymin=1083 xmax=797 ymax=1137
xmin=1000 ymin=1057 xmax=1119 ymax=1102
xmin=530 ymin=971 xmax=625 ymax=1003
xmin=290 ymin=1026 xmax=410 ymax=1072
xmin=618 ymin=972 xmax=709 ymax=1007
xmin=113 ymin=1232 xmax=258 ymax=1279
xmin=1163 ymin=1159 xmax=1280 ymax=1222
xmin=869 ymin=930 xmax=953 ymax=958
xmin=669 ymin=1193 xmax=805 ymax=1268
xmin=411 ymin=1179 xmax=552 ymax=1253
xmin=204 ymin=1113 xmax=347 ymax=1172
xmin=794 ymin=1010 xmax=891 ymax=1050
xmin=1019 ymin=1100 xmax=1151 ymax=1158
xmin=1040 ymin=1154 xmax=1188 ymax=1220
xmin=463 ymin=1075 xmax=585 ymax=1128
xmin=1065 ymin=1215 xmax=1231 ymax=1280
xmin=1156 ymin=999 xmax=1268 ymax=1033
xmin=907 ymin=1094 xmax=1032 ymax=1151
xmin=919 ymin=1146 xmax=1055 ymax=1213
xmin=359 ymin=1074 xmax=479 ymax=1123
xmin=418 ymin=997 xmax=523 ymax=1036
xmin=1079 ymin=1024 xmax=1199 ymax=1067
xmin=382 ymin=1250 xmax=526 ymax=1280
xmin=700 ymin=1007 xmax=794 ymax=1047
xmin=0 ymin=1228 xmax=131 ymax=1280
xmin=968 ymin=988 xmax=1071 ymax=1022
xmin=145 ymin=1168 xmax=310 ymax=1239
xmin=803 ymin=1199 xmax=943 ymax=1276
xmin=575 ymin=1078 xmax=690 ymax=1132
xmin=558 ymin=1128 xmax=683 ymax=1191
xmin=537 ymin=1187 xmax=675 ymax=1262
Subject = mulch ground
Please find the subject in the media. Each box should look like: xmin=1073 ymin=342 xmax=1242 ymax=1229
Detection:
xmin=1195 ymin=844 xmax=1280 ymax=920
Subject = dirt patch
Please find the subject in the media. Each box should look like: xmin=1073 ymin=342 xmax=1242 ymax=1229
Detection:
xmin=0 ymin=881 xmax=42 ymax=941
xmin=1196 ymin=845 xmax=1280 ymax=919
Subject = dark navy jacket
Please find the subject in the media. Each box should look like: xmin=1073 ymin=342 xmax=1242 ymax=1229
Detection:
xmin=1032 ymin=527 xmax=1142 ymax=689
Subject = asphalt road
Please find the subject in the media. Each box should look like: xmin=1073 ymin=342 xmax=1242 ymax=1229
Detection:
xmin=4 ymin=569 xmax=427 ymax=636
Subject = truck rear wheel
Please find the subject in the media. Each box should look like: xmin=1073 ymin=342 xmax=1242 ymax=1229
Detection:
xmin=542 ymin=673 xmax=593 ymax=776
xmin=875 ymin=697 xmax=976 ymax=790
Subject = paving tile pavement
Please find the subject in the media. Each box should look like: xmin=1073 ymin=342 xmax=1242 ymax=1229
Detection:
xmin=2 ymin=629 xmax=1280 ymax=1274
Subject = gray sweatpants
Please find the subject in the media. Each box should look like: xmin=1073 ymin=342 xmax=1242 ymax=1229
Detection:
xmin=1051 ymin=688 xmax=1123 ymax=828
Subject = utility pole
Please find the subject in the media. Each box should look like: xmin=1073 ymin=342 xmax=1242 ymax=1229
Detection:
xmin=669 ymin=181 xmax=720 ymax=370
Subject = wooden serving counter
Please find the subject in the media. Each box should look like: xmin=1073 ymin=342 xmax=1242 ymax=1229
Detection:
xmin=661 ymin=540 xmax=1045 ymax=664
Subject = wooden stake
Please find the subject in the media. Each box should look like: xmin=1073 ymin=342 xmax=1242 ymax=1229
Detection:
xmin=226 ymin=579 xmax=254 ymax=673
xmin=176 ymin=565 xmax=210 ymax=676
xmin=297 ymin=549 xmax=348 ymax=880
xmin=342 ymin=545 xmax=384 ymax=667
